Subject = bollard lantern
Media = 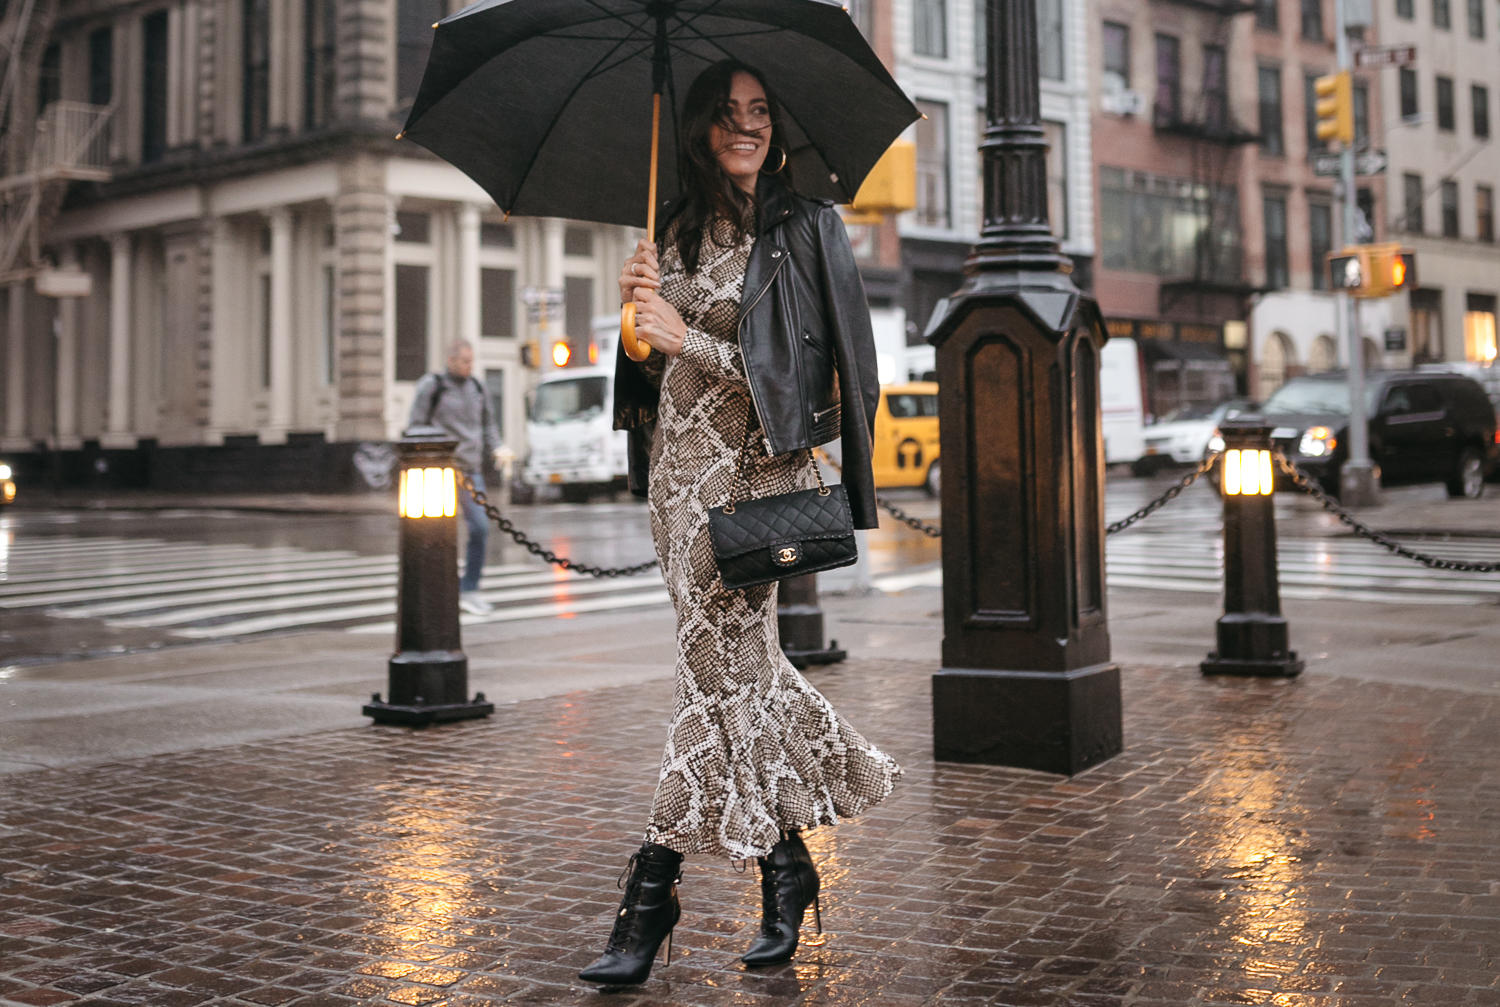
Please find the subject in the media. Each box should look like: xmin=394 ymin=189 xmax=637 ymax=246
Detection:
xmin=363 ymin=425 xmax=495 ymax=725
xmin=1201 ymin=419 xmax=1304 ymax=678
xmin=777 ymin=574 xmax=846 ymax=670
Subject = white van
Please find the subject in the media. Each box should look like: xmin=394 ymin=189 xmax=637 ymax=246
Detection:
xmin=523 ymin=316 xmax=630 ymax=502
xmin=1100 ymin=336 xmax=1147 ymax=466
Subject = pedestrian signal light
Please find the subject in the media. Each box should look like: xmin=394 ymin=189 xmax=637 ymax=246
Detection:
xmin=1314 ymin=71 xmax=1354 ymax=145
xmin=1326 ymin=245 xmax=1415 ymax=298
xmin=551 ymin=341 xmax=571 ymax=367
xmin=844 ymin=139 xmax=917 ymax=224
xmin=1223 ymin=449 xmax=1274 ymax=496
xmin=398 ymin=466 xmax=457 ymax=518
xmin=521 ymin=339 xmax=541 ymax=368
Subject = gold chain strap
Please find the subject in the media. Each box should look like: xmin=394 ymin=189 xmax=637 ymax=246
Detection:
xmin=722 ymin=415 xmax=828 ymax=515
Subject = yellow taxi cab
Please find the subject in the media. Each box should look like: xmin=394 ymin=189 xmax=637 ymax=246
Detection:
xmin=0 ymin=463 xmax=14 ymax=506
xmin=871 ymin=382 xmax=940 ymax=495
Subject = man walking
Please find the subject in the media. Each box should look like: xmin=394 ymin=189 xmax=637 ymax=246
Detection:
xmin=408 ymin=339 xmax=511 ymax=615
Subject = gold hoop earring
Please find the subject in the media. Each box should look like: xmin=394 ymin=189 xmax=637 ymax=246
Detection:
xmin=761 ymin=145 xmax=787 ymax=174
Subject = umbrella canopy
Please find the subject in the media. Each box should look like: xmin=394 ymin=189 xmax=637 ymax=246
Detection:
xmin=400 ymin=0 xmax=920 ymax=229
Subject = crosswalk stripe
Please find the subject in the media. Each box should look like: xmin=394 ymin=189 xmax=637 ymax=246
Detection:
xmin=0 ymin=546 xmax=359 ymax=585
xmin=0 ymin=557 xmax=400 ymax=606
xmin=173 ymin=573 xmax=666 ymax=639
xmin=345 ymin=589 xmax=674 ymax=635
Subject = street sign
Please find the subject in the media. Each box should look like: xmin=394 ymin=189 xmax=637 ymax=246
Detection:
xmin=1355 ymin=45 xmax=1416 ymax=68
xmin=1312 ymin=149 xmax=1387 ymax=177
xmin=522 ymin=286 xmax=564 ymax=325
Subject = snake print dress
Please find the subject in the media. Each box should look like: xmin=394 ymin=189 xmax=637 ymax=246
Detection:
xmin=637 ymin=213 xmax=901 ymax=861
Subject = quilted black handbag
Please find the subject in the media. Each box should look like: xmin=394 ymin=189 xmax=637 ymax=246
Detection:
xmin=707 ymin=428 xmax=858 ymax=590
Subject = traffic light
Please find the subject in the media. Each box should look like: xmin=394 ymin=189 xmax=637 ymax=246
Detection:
xmin=521 ymin=339 xmax=541 ymax=368
xmin=1314 ymin=71 xmax=1354 ymax=146
xmin=1325 ymin=244 xmax=1416 ymax=298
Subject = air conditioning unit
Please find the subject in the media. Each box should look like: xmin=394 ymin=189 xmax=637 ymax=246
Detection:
xmin=1102 ymin=88 xmax=1145 ymax=116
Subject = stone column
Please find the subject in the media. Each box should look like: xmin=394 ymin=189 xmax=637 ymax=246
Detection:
xmin=105 ymin=234 xmax=133 ymax=444
xmin=541 ymin=218 xmax=564 ymax=369
xmin=334 ymin=153 xmax=390 ymax=442
xmin=4 ymin=283 xmax=26 ymax=447
xmin=457 ymin=203 xmax=482 ymax=346
xmin=55 ymin=245 xmax=81 ymax=448
xmin=267 ymin=205 xmax=294 ymax=437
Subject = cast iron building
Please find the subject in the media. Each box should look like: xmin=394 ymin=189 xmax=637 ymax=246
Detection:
xmin=0 ymin=0 xmax=634 ymax=489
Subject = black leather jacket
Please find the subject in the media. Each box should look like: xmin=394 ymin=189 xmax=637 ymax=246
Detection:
xmin=613 ymin=176 xmax=881 ymax=530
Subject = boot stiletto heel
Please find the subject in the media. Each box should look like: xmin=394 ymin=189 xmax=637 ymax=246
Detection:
xmin=579 ymin=843 xmax=683 ymax=985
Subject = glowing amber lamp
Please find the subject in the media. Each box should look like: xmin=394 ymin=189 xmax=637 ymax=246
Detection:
xmin=551 ymin=341 xmax=571 ymax=367
xmin=397 ymin=466 xmax=457 ymax=518
xmin=1221 ymin=449 xmax=1274 ymax=496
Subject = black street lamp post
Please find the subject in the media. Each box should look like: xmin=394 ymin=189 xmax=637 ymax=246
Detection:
xmin=364 ymin=426 xmax=495 ymax=726
xmin=926 ymin=0 xmax=1122 ymax=774
xmin=1201 ymin=420 xmax=1304 ymax=678
xmin=777 ymin=573 xmax=846 ymax=670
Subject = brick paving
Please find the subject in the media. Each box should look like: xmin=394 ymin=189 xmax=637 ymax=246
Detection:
xmin=1 ymin=659 xmax=1498 ymax=1007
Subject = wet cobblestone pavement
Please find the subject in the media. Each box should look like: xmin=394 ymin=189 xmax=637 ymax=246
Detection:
xmin=2 ymin=660 xmax=1498 ymax=1007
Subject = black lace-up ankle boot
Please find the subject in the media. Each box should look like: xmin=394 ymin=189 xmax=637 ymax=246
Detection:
xmin=578 ymin=842 xmax=684 ymax=985
xmin=741 ymin=830 xmax=821 ymax=966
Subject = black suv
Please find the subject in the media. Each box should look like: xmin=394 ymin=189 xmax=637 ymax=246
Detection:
xmin=1263 ymin=370 xmax=1498 ymax=499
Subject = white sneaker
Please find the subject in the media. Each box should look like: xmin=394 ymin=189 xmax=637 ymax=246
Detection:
xmin=459 ymin=592 xmax=494 ymax=615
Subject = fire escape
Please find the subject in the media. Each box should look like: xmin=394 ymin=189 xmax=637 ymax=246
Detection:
xmin=0 ymin=0 xmax=114 ymax=286
xmin=1154 ymin=0 xmax=1262 ymax=318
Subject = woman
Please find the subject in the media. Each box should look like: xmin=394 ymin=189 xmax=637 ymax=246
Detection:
xmin=578 ymin=60 xmax=900 ymax=986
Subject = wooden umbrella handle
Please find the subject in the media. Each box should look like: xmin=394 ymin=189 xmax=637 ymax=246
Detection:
xmin=620 ymin=92 xmax=661 ymax=364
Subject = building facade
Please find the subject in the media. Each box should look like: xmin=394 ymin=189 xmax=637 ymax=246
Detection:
xmin=0 ymin=0 xmax=635 ymax=490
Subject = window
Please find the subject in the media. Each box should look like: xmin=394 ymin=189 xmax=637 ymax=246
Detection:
xmin=398 ymin=0 xmax=444 ymax=104
xmin=563 ymin=276 xmax=593 ymax=340
xmin=142 ymin=11 xmax=168 ymax=162
xmin=1256 ymin=0 xmax=1278 ymax=30
xmin=1400 ymin=67 xmax=1418 ymax=118
xmin=1357 ymin=188 xmax=1375 ymax=242
xmin=1436 ymin=76 xmax=1455 ymax=130
xmin=1309 ymin=202 xmax=1332 ymax=289
xmin=395 ymin=211 xmax=430 ymax=243
xmin=975 ymin=0 xmax=986 ymax=66
xmin=1468 ymin=0 xmax=1485 ymax=35
xmin=242 ymin=0 xmax=270 ymax=142
xmin=1102 ymin=22 xmax=1130 ymax=94
xmin=1396 ymin=0 xmax=1413 ymax=17
xmin=913 ymin=0 xmax=947 ymax=57
xmin=1099 ymin=167 xmax=1241 ymax=282
xmin=1474 ymin=85 xmax=1490 ymax=138
xmin=1263 ymin=195 xmax=1289 ymax=288
xmin=259 ymin=274 xmax=272 ymax=387
xmin=1410 ymin=288 xmax=1444 ymax=362
xmin=1202 ymin=46 xmax=1227 ymax=131
xmin=1301 ymin=0 xmax=1323 ymax=39
xmin=1404 ymin=173 xmax=1424 ymax=233
xmin=1466 ymin=293 xmax=1498 ymax=362
xmin=563 ymin=227 xmax=593 ymax=257
xmin=395 ymin=264 xmax=429 ymax=381
xmin=1258 ymin=66 xmax=1283 ymax=154
xmin=37 ymin=43 xmax=61 ymax=112
xmin=1479 ymin=185 xmax=1494 ymax=242
xmin=1442 ymin=180 xmax=1460 ymax=237
xmin=321 ymin=265 xmax=336 ymax=386
xmin=304 ymin=0 xmax=336 ymax=129
xmin=1354 ymin=81 xmax=1369 ymax=145
xmin=484 ymin=370 xmax=506 ymax=440
xmin=914 ymin=99 xmax=950 ymax=228
xmin=1154 ymin=35 xmax=1180 ymax=127
xmin=481 ymin=222 xmax=515 ymax=247
xmin=1304 ymin=74 xmax=1328 ymax=155
xmin=1042 ymin=120 xmax=1068 ymax=239
xmin=1037 ymin=0 xmax=1064 ymax=81
xmin=481 ymin=268 xmax=515 ymax=337
xmin=88 ymin=28 xmax=112 ymax=106
xmin=1434 ymin=0 xmax=1450 ymax=28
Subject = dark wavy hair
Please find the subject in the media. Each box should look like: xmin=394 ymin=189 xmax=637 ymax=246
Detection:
xmin=674 ymin=60 xmax=793 ymax=274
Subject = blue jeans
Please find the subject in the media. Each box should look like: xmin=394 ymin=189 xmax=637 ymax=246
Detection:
xmin=459 ymin=474 xmax=489 ymax=593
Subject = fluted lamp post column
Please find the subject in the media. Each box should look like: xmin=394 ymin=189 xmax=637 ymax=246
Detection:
xmin=364 ymin=426 xmax=495 ymax=726
xmin=926 ymin=0 xmax=1121 ymax=774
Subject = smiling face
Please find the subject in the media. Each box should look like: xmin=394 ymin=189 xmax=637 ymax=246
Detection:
xmin=707 ymin=71 xmax=772 ymax=194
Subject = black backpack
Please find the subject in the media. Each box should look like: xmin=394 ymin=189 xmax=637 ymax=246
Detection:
xmin=423 ymin=374 xmax=494 ymax=430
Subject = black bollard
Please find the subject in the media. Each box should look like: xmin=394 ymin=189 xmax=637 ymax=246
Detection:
xmin=926 ymin=0 xmax=1121 ymax=775
xmin=364 ymin=425 xmax=495 ymax=725
xmin=1202 ymin=419 xmax=1304 ymax=678
xmin=777 ymin=574 xmax=846 ymax=670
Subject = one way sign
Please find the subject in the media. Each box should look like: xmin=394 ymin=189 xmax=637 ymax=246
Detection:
xmin=1313 ymin=149 xmax=1388 ymax=177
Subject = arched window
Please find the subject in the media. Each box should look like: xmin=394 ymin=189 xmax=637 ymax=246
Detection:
xmin=1308 ymin=334 xmax=1338 ymax=373
xmin=1258 ymin=331 xmax=1296 ymax=400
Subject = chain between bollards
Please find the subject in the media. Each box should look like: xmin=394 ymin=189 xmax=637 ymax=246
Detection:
xmin=1274 ymin=452 xmax=1500 ymax=573
xmin=813 ymin=449 xmax=944 ymax=537
xmin=458 ymin=473 xmax=659 ymax=579
xmin=1104 ymin=454 xmax=1220 ymax=536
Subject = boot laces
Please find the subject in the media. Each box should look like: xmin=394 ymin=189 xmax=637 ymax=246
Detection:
xmin=603 ymin=853 xmax=645 ymax=954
